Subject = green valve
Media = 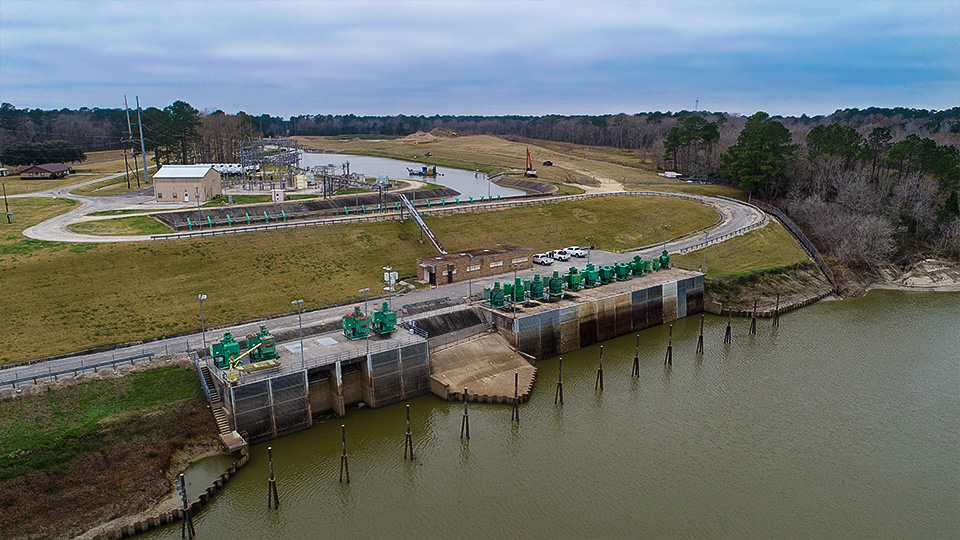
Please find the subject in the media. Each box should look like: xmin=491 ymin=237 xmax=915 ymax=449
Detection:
xmin=497 ymin=194 xmax=501 ymax=200
xmin=227 ymin=215 xmax=232 ymax=227
xmin=426 ymin=200 xmax=431 ymax=208
xmin=264 ymin=211 xmax=269 ymax=223
xmin=455 ymin=198 xmax=460 ymax=204
xmin=396 ymin=202 xmax=400 ymax=210
xmin=186 ymin=217 xmax=192 ymax=230
xmin=362 ymin=205 xmax=367 ymax=213
xmin=344 ymin=206 xmax=349 ymax=215
xmin=207 ymin=216 xmax=213 ymax=228
xmin=246 ymin=213 xmax=251 ymax=225
xmin=281 ymin=210 xmax=287 ymax=221
xmin=441 ymin=198 xmax=445 ymax=206
xmin=469 ymin=196 xmax=473 ymax=203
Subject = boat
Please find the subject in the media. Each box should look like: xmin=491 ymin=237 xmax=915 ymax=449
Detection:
xmin=407 ymin=165 xmax=439 ymax=176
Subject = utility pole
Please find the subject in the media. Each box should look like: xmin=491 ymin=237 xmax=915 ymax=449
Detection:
xmin=195 ymin=186 xmax=202 ymax=228
xmin=120 ymin=137 xmax=131 ymax=190
xmin=124 ymin=96 xmax=140 ymax=187
xmin=136 ymin=96 xmax=150 ymax=185
xmin=3 ymin=183 xmax=10 ymax=224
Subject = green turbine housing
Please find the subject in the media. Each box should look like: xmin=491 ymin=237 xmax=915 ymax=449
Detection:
xmin=210 ymin=330 xmax=242 ymax=369
xmin=513 ymin=277 xmax=525 ymax=303
xmin=372 ymin=301 xmax=397 ymax=335
xmin=615 ymin=262 xmax=631 ymax=281
xmin=583 ymin=263 xmax=600 ymax=287
xmin=599 ymin=265 xmax=615 ymax=284
xmin=548 ymin=270 xmax=565 ymax=298
xmin=489 ymin=282 xmax=505 ymax=308
xmin=563 ymin=267 xmax=582 ymax=291
xmin=342 ymin=306 xmax=369 ymax=340
xmin=529 ymin=274 xmax=545 ymax=300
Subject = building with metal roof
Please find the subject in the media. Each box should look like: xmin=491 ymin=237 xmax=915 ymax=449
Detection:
xmin=153 ymin=164 xmax=222 ymax=203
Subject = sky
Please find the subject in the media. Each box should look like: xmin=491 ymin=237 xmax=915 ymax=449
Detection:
xmin=1 ymin=0 xmax=958 ymax=118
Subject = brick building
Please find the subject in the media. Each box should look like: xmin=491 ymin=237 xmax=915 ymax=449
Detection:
xmin=416 ymin=245 xmax=534 ymax=285
xmin=17 ymin=163 xmax=71 ymax=179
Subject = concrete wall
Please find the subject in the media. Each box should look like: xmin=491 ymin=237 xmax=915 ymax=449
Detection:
xmin=492 ymin=275 xmax=704 ymax=358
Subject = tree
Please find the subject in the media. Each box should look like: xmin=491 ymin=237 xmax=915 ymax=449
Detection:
xmin=163 ymin=101 xmax=201 ymax=164
xmin=663 ymin=127 xmax=682 ymax=171
xmin=721 ymin=112 xmax=795 ymax=196
xmin=864 ymin=126 xmax=892 ymax=181
xmin=806 ymin=123 xmax=862 ymax=165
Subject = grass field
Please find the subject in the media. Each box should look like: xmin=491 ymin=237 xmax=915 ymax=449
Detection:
xmin=0 ymin=197 xmax=82 ymax=259
xmin=672 ymin=221 xmax=809 ymax=280
xmin=67 ymin=215 xmax=172 ymax=236
xmin=0 ymin=365 xmax=215 ymax=539
xmin=1 ymin=195 xmax=716 ymax=363
xmin=1 ymin=150 xmax=141 ymax=196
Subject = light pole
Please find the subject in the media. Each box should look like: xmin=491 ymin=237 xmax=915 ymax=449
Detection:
xmin=291 ymin=299 xmax=304 ymax=370
xmin=508 ymin=263 xmax=522 ymax=351
xmin=198 ymin=294 xmax=207 ymax=354
xmin=702 ymin=231 xmax=708 ymax=273
xmin=487 ymin=172 xmax=491 ymax=200
xmin=383 ymin=266 xmax=393 ymax=310
xmin=585 ymin=235 xmax=594 ymax=265
xmin=661 ymin=224 xmax=672 ymax=246
xmin=359 ymin=288 xmax=370 ymax=358
xmin=466 ymin=254 xmax=474 ymax=301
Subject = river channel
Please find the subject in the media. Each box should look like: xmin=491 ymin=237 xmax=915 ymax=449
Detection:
xmin=297 ymin=152 xmax=526 ymax=199
xmin=143 ymin=290 xmax=959 ymax=539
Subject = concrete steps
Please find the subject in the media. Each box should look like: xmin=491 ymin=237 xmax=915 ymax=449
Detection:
xmin=212 ymin=407 xmax=231 ymax=435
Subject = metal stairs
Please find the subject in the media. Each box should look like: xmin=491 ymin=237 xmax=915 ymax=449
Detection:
xmin=396 ymin=193 xmax=447 ymax=254
xmin=200 ymin=365 xmax=220 ymax=402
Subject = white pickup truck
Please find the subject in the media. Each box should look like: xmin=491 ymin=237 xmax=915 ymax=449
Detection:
xmin=533 ymin=253 xmax=555 ymax=265
xmin=563 ymin=246 xmax=587 ymax=258
xmin=547 ymin=249 xmax=571 ymax=261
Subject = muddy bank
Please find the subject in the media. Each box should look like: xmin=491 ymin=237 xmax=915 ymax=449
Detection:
xmin=703 ymin=263 xmax=834 ymax=317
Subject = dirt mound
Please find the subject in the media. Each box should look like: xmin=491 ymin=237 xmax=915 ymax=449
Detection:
xmin=401 ymin=131 xmax=441 ymax=143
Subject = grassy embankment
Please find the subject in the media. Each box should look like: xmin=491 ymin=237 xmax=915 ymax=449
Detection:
xmin=67 ymin=216 xmax=172 ymax=236
xmin=0 ymin=365 xmax=216 ymax=540
xmin=1 ymin=195 xmax=716 ymax=364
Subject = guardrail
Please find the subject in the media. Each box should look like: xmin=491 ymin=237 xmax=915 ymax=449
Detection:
xmin=749 ymin=198 xmax=837 ymax=287
xmin=3 ymin=353 xmax=155 ymax=390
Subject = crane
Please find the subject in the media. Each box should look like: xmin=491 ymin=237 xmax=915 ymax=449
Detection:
xmin=227 ymin=342 xmax=262 ymax=383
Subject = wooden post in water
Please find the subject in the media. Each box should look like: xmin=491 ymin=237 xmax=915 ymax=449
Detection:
xmin=267 ymin=446 xmax=279 ymax=509
xmin=179 ymin=473 xmax=195 ymax=539
xmin=724 ymin=306 xmax=732 ymax=344
xmin=749 ymin=299 xmax=758 ymax=335
xmin=696 ymin=314 xmax=705 ymax=355
xmin=511 ymin=372 xmax=520 ymax=423
xmin=772 ymin=292 xmax=781 ymax=328
xmin=339 ymin=425 xmax=350 ymax=483
xmin=631 ymin=335 xmax=641 ymax=377
xmin=404 ymin=405 xmax=414 ymax=460
xmin=595 ymin=345 xmax=604 ymax=391
xmin=460 ymin=388 xmax=470 ymax=439
xmin=664 ymin=325 xmax=673 ymax=365
xmin=554 ymin=358 xmax=564 ymax=404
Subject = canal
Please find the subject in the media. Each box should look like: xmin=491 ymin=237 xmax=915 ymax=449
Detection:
xmin=144 ymin=290 xmax=959 ymax=539
xmin=298 ymin=152 xmax=526 ymax=199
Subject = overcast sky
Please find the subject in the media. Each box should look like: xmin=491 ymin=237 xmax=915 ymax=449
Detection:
xmin=1 ymin=0 xmax=957 ymax=118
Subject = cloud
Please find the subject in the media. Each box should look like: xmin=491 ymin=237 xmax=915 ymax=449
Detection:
xmin=0 ymin=0 xmax=957 ymax=116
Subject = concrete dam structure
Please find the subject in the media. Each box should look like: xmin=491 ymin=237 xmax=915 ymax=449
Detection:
xmin=200 ymin=269 xmax=704 ymax=444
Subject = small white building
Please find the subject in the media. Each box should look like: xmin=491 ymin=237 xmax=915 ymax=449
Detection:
xmin=153 ymin=165 xmax=222 ymax=203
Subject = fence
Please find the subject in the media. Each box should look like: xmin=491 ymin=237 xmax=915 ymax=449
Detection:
xmin=748 ymin=198 xmax=837 ymax=287
xmin=4 ymin=353 xmax=155 ymax=390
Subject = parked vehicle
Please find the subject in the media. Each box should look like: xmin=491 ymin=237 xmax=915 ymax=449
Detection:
xmin=533 ymin=253 xmax=555 ymax=265
xmin=564 ymin=246 xmax=587 ymax=258
xmin=547 ymin=249 xmax=570 ymax=261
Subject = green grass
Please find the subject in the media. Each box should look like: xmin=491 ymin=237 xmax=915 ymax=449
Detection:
xmin=70 ymin=175 xmax=146 ymax=197
xmin=1 ymin=195 xmax=716 ymax=363
xmin=67 ymin=216 xmax=172 ymax=236
xmin=0 ymin=197 xmax=80 ymax=258
xmin=202 ymin=195 xmax=272 ymax=207
xmin=333 ymin=133 xmax=397 ymax=140
xmin=288 ymin=194 xmax=321 ymax=200
xmin=555 ymin=183 xmax=586 ymax=196
xmin=88 ymin=209 xmax=154 ymax=216
xmin=672 ymin=221 xmax=809 ymax=280
xmin=0 ymin=365 xmax=203 ymax=481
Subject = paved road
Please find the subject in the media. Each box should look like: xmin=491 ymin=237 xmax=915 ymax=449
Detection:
xmin=14 ymin=168 xmax=194 ymax=242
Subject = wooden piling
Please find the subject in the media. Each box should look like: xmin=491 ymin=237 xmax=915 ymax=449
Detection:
xmin=696 ymin=314 xmax=705 ymax=355
xmin=267 ymin=446 xmax=279 ymax=508
xmin=724 ymin=306 xmax=732 ymax=344
xmin=664 ymin=325 xmax=673 ymax=365
xmin=339 ymin=426 xmax=350 ymax=483
xmin=631 ymin=335 xmax=640 ymax=377
xmin=511 ymin=372 xmax=520 ymax=423
xmin=772 ymin=292 xmax=781 ymax=328
xmin=555 ymin=358 xmax=564 ymax=404
xmin=595 ymin=345 xmax=604 ymax=391
xmin=460 ymin=388 xmax=470 ymax=440
xmin=404 ymin=405 xmax=414 ymax=460
xmin=179 ymin=473 xmax=195 ymax=539
xmin=749 ymin=299 xmax=758 ymax=335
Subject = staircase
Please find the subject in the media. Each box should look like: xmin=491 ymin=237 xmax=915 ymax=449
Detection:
xmin=212 ymin=407 xmax=231 ymax=435
xmin=199 ymin=365 xmax=221 ymax=402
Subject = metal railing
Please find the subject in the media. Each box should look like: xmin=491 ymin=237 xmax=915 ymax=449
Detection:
xmin=4 ymin=353 xmax=155 ymax=390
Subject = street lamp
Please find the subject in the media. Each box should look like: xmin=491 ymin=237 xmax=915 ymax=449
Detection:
xmin=383 ymin=266 xmax=393 ymax=310
xmin=466 ymin=254 xmax=475 ymax=301
xmin=198 ymin=294 xmax=207 ymax=354
xmin=661 ymin=224 xmax=672 ymax=246
xmin=585 ymin=236 xmax=594 ymax=265
xmin=358 ymin=288 xmax=370 ymax=358
xmin=508 ymin=263 xmax=522 ymax=351
xmin=291 ymin=299 xmax=305 ymax=370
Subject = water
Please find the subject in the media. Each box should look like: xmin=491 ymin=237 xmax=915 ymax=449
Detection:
xmin=298 ymin=152 xmax=525 ymax=199
xmin=145 ymin=290 xmax=959 ymax=539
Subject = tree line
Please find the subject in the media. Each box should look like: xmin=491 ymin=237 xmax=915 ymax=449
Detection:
xmin=0 ymin=140 xmax=86 ymax=166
